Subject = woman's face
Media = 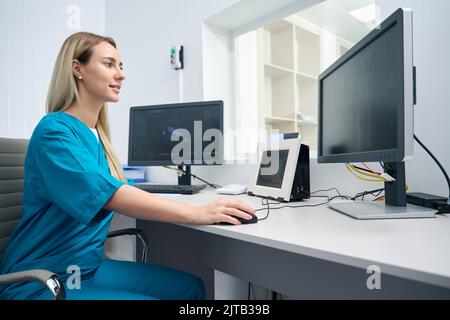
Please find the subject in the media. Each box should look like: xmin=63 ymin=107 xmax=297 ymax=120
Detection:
xmin=76 ymin=41 xmax=125 ymax=103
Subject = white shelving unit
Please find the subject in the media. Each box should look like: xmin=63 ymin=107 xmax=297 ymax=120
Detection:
xmin=256 ymin=18 xmax=323 ymax=150
xmin=257 ymin=13 xmax=358 ymax=150
xmin=234 ymin=15 xmax=355 ymax=153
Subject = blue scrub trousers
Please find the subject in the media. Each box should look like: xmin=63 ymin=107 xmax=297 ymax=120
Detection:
xmin=33 ymin=259 xmax=205 ymax=300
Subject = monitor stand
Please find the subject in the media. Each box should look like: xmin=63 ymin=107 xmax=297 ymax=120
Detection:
xmin=178 ymin=165 xmax=191 ymax=186
xmin=329 ymin=162 xmax=437 ymax=219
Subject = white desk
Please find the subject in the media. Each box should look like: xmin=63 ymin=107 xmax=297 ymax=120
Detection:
xmin=137 ymin=190 xmax=450 ymax=299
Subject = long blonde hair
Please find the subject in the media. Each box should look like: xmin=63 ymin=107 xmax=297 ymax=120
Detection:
xmin=46 ymin=32 xmax=125 ymax=182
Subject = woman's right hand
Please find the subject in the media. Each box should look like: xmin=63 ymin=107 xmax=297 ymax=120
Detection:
xmin=194 ymin=197 xmax=256 ymax=225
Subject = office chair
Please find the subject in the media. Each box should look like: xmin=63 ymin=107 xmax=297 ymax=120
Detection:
xmin=0 ymin=137 xmax=149 ymax=300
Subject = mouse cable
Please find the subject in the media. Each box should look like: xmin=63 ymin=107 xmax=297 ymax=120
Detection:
xmin=260 ymin=197 xmax=281 ymax=206
xmin=414 ymin=134 xmax=450 ymax=203
xmin=163 ymin=166 xmax=222 ymax=189
xmin=256 ymin=197 xmax=270 ymax=221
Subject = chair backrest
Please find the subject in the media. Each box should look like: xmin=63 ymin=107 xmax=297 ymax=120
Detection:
xmin=0 ymin=138 xmax=29 ymax=262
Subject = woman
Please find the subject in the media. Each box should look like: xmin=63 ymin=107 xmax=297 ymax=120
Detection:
xmin=0 ymin=32 xmax=255 ymax=300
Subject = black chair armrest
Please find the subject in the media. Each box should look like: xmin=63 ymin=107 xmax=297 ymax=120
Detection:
xmin=0 ymin=270 xmax=66 ymax=300
xmin=107 ymin=228 xmax=149 ymax=263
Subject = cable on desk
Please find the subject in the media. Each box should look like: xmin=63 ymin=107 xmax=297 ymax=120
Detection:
xmin=255 ymin=195 xmax=349 ymax=213
xmin=311 ymin=187 xmax=349 ymax=199
xmin=351 ymin=188 xmax=385 ymax=201
xmin=260 ymin=197 xmax=281 ymax=206
xmin=163 ymin=166 xmax=222 ymax=189
xmin=256 ymin=197 xmax=270 ymax=221
xmin=251 ymin=186 xmax=406 ymax=217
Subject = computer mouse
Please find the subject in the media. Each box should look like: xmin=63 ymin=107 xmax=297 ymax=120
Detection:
xmin=217 ymin=214 xmax=258 ymax=225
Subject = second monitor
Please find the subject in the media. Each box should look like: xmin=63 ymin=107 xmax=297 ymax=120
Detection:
xmin=128 ymin=100 xmax=223 ymax=187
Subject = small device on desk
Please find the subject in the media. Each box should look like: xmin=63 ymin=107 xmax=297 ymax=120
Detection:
xmin=247 ymin=133 xmax=310 ymax=202
xmin=135 ymin=183 xmax=206 ymax=195
xmin=216 ymin=184 xmax=248 ymax=195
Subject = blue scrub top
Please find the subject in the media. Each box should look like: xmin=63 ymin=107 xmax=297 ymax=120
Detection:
xmin=0 ymin=112 xmax=124 ymax=299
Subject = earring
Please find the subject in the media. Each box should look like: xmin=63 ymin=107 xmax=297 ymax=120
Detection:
xmin=78 ymin=76 xmax=82 ymax=80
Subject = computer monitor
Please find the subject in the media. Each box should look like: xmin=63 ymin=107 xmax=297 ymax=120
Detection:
xmin=318 ymin=8 xmax=435 ymax=219
xmin=128 ymin=100 xmax=223 ymax=186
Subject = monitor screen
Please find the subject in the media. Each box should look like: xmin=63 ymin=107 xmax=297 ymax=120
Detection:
xmin=128 ymin=101 xmax=223 ymax=166
xmin=318 ymin=8 xmax=414 ymax=163
xmin=256 ymin=149 xmax=289 ymax=189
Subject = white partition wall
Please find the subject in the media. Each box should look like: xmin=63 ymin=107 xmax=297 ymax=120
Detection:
xmin=0 ymin=0 xmax=106 ymax=138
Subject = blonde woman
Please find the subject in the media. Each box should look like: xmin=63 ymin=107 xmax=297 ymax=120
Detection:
xmin=0 ymin=32 xmax=255 ymax=300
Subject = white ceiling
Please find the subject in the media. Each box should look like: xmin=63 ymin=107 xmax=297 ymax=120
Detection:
xmin=206 ymin=0 xmax=375 ymax=43
xmin=205 ymin=0 xmax=324 ymax=30
xmin=293 ymin=0 xmax=375 ymax=43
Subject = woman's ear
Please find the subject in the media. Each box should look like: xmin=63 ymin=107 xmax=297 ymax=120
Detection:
xmin=72 ymin=59 xmax=82 ymax=80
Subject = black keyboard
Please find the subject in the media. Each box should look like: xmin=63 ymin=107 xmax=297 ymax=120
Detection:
xmin=135 ymin=183 xmax=206 ymax=194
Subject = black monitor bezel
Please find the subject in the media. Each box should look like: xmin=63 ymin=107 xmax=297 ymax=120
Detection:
xmin=128 ymin=100 xmax=224 ymax=166
xmin=317 ymin=8 xmax=410 ymax=163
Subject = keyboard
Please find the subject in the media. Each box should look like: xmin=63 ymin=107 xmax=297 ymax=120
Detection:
xmin=135 ymin=183 xmax=206 ymax=194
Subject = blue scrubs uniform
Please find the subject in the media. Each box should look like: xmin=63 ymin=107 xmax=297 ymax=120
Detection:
xmin=0 ymin=112 xmax=204 ymax=300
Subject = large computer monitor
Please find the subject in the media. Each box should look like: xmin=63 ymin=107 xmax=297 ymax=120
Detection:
xmin=128 ymin=100 xmax=223 ymax=185
xmin=318 ymin=8 xmax=435 ymax=219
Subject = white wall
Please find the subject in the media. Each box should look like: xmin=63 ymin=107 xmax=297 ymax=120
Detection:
xmin=195 ymin=0 xmax=450 ymax=200
xmin=0 ymin=0 xmax=106 ymax=138
xmin=105 ymin=0 xmax=241 ymax=163
xmin=374 ymin=0 xmax=450 ymax=198
xmin=106 ymin=0 xmax=450 ymax=200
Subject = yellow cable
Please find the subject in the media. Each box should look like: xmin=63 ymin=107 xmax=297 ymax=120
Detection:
xmin=350 ymin=164 xmax=383 ymax=179
xmin=349 ymin=164 xmax=387 ymax=180
xmin=345 ymin=164 xmax=385 ymax=182
xmin=347 ymin=164 xmax=386 ymax=181
xmin=362 ymin=162 xmax=380 ymax=175
xmin=344 ymin=165 xmax=410 ymax=195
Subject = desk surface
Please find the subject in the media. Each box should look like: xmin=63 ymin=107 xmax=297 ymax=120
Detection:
xmin=162 ymin=190 xmax=450 ymax=289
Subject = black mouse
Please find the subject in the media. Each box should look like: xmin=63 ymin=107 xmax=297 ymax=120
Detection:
xmin=217 ymin=214 xmax=258 ymax=225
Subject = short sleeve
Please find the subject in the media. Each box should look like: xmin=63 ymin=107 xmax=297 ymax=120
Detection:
xmin=34 ymin=126 xmax=124 ymax=225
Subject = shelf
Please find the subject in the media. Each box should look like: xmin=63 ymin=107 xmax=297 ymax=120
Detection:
xmin=256 ymin=16 xmax=325 ymax=151
xmin=296 ymin=71 xmax=317 ymax=81
xmin=264 ymin=63 xmax=294 ymax=77
xmin=265 ymin=116 xmax=296 ymax=124
xmin=263 ymin=22 xmax=294 ymax=70
xmin=264 ymin=73 xmax=295 ymax=119
xmin=297 ymin=119 xmax=317 ymax=126
xmin=295 ymin=25 xmax=321 ymax=76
